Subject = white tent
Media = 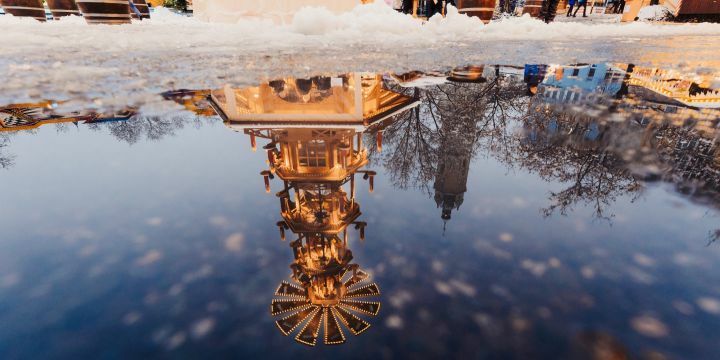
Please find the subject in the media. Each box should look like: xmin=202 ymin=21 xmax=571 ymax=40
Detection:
xmin=193 ymin=0 xmax=363 ymax=23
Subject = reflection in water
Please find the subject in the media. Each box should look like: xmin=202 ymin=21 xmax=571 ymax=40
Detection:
xmin=1 ymin=64 xmax=719 ymax=356
xmin=372 ymin=64 xmax=720 ymax=236
xmin=0 ymin=101 xmax=136 ymax=132
xmin=0 ymin=98 xmax=207 ymax=164
xmin=0 ymin=101 xmax=137 ymax=168
xmin=378 ymin=66 xmax=528 ymax=224
xmin=526 ymin=63 xmax=720 ymax=221
xmin=209 ymin=74 xmax=418 ymax=346
xmin=2 ymin=66 xmax=718 ymax=246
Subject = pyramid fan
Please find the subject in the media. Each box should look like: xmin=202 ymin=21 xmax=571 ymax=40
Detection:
xmin=271 ymin=269 xmax=381 ymax=346
xmin=0 ymin=107 xmax=44 ymax=129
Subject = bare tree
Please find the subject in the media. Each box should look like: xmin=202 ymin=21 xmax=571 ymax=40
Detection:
xmin=374 ymin=72 xmax=528 ymax=192
xmin=87 ymin=114 xmax=195 ymax=145
xmin=511 ymin=104 xmax=645 ymax=220
xmin=0 ymin=133 xmax=14 ymax=169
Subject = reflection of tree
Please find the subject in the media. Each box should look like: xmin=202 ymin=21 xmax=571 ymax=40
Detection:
xmin=373 ymin=71 xmax=527 ymax=193
xmin=376 ymin=74 xmax=711 ymax=221
xmin=371 ymin=87 xmax=438 ymax=191
xmin=87 ymin=115 xmax=197 ymax=145
xmin=651 ymin=124 xmax=720 ymax=192
xmin=515 ymin=108 xmax=644 ymax=220
xmin=0 ymin=133 xmax=14 ymax=169
xmin=708 ymin=229 xmax=720 ymax=246
xmin=0 ymin=113 xmax=204 ymax=169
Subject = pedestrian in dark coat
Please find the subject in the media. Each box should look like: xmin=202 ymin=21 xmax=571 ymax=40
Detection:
xmin=609 ymin=0 xmax=624 ymax=13
xmin=445 ymin=0 xmax=456 ymax=12
xmin=572 ymin=0 xmax=588 ymax=17
xmin=566 ymin=0 xmax=576 ymax=17
xmin=426 ymin=0 xmax=443 ymax=18
xmin=402 ymin=0 xmax=414 ymax=14
xmin=539 ymin=0 xmax=561 ymax=23
xmin=617 ymin=0 xmax=626 ymax=14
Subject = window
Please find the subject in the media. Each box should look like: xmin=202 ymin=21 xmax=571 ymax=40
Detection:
xmin=588 ymin=68 xmax=596 ymax=78
xmin=572 ymin=68 xmax=580 ymax=77
xmin=298 ymin=140 xmax=327 ymax=167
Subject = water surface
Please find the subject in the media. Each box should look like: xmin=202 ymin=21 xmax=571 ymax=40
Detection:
xmin=1 ymin=63 xmax=720 ymax=359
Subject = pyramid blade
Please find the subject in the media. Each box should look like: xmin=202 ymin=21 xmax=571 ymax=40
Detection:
xmin=345 ymin=283 xmax=380 ymax=298
xmin=275 ymin=305 xmax=317 ymax=336
xmin=271 ymin=299 xmax=309 ymax=316
xmin=332 ymin=306 xmax=370 ymax=335
xmin=289 ymin=273 xmax=303 ymax=285
xmin=339 ymin=264 xmax=358 ymax=282
xmin=340 ymin=300 xmax=381 ymax=316
xmin=323 ymin=307 xmax=346 ymax=345
xmin=343 ymin=270 xmax=369 ymax=290
xmin=295 ymin=306 xmax=323 ymax=346
xmin=275 ymin=281 xmax=307 ymax=298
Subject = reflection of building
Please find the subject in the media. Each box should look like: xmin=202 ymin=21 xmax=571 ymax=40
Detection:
xmin=529 ymin=63 xmax=720 ymax=111
xmin=430 ymin=74 xmax=497 ymax=224
xmin=210 ymin=74 xmax=417 ymax=126
xmin=434 ymin=124 xmax=473 ymax=222
xmin=0 ymin=101 xmax=135 ymax=132
xmin=535 ymin=63 xmax=626 ymax=104
xmin=264 ymin=128 xmax=381 ymax=346
xmin=625 ymin=65 xmax=720 ymax=109
xmin=161 ymin=90 xmax=217 ymax=117
xmin=525 ymin=63 xmax=720 ymax=214
xmin=222 ymin=74 xmax=417 ymax=346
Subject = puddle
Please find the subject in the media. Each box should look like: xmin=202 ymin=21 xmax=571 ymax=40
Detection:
xmin=1 ymin=63 xmax=720 ymax=358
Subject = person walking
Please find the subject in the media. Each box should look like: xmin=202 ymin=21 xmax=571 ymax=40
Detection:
xmin=498 ymin=0 xmax=517 ymax=14
xmin=609 ymin=0 xmax=625 ymax=13
xmin=445 ymin=0 xmax=455 ymax=12
xmin=566 ymin=0 xmax=576 ymax=17
xmin=617 ymin=0 xmax=626 ymax=14
xmin=572 ymin=0 xmax=587 ymax=17
xmin=539 ymin=0 xmax=561 ymax=23
xmin=609 ymin=0 xmax=618 ymax=13
xmin=402 ymin=0 xmax=414 ymax=13
xmin=425 ymin=0 xmax=443 ymax=18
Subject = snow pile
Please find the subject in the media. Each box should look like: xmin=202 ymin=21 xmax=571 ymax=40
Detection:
xmin=424 ymin=6 xmax=485 ymax=36
xmin=1 ymin=2 xmax=719 ymax=109
xmin=290 ymin=4 xmax=480 ymax=38
xmin=194 ymin=0 xmax=358 ymax=24
xmin=637 ymin=5 xmax=673 ymax=22
xmin=291 ymin=7 xmax=342 ymax=35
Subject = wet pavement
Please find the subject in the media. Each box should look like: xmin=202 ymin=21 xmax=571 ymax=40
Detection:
xmin=1 ymin=63 xmax=720 ymax=359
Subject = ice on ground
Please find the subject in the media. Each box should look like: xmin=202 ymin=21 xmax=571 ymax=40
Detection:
xmin=1 ymin=3 xmax=720 ymax=109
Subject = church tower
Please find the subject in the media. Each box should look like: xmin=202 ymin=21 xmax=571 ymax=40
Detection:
xmin=433 ymin=126 xmax=472 ymax=221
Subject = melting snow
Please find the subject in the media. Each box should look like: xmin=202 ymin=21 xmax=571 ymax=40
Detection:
xmin=1 ymin=3 xmax=720 ymax=109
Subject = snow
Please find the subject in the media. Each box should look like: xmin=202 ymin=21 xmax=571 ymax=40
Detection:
xmin=193 ymin=0 xmax=359 ymax=24
xmin=637 ymin=5 xmax=673 ymax=22
xmin=1 ymin=2 xmax=720 ymax=110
